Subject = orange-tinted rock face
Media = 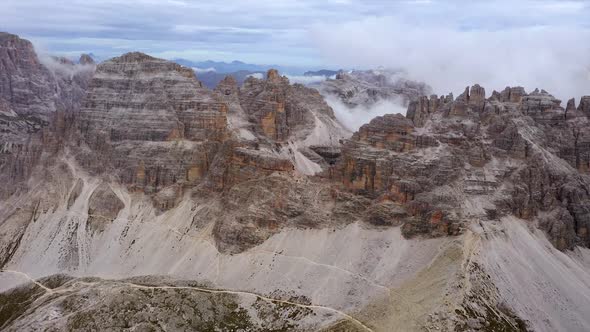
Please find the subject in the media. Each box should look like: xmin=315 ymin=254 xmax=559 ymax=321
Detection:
xmin=260 ymin=104 xmax=281 ymax=139
xmin=187 ymin=165 xmax=204 ymax=182
xmin=389 ymin=182 xmax=416 ymax=203
xmin=238 ymin=69 xmax=334 ymax=142
xmin=342 ymin=157 xmax=377 ymax=191
xmin=338 ymin=113 xmax=441 ymax=197
xmin=212 ymin=147 xmax=294 ymax=190
xmin=354 ymin=114 xmax=416 ymax=152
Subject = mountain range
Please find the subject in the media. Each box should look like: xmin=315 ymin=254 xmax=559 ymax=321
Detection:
xmin=1 ymin=31 xmax=590 ymax=332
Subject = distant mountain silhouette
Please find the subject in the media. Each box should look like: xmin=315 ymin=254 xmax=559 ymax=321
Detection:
xmin=172 ymin=58 xmax=313 ymax=76
xmin=304 ymin=69 xmax=341 ymax=77
xmin=197 ymin=70 xmax=264 ymax=89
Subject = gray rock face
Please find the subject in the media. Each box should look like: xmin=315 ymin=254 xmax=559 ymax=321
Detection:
xmin=2 ymin=32 xmax=589 ymax=254
xmin=0 ymin=33 xmax=94 ymax=120
xmin=519 ymin=88 xmax=564 ymax=124
xmin=87 ymin=183 xmax=124 ymax=233
xmin=81 ymin=52 xmax=226 ymax=143
xmin=2 ymin=31 xmax=590 ymax=332
xmin=336 ymin=84 xmax=590 ymax=249
xmin=495 ymin=86 xmax=526 ymax=103
xmin=353 ymin=113 xmax=421 ymax=152
xmin=317 ymin=69 xmax=432 ymax=107
xmin=579 ymin=96 xmax=590 ymax=114
xmin=214 ymin=75 xmax=257 ymax=139
xmin=0 ymin=32 xmax=53 ymax=176
xmin=0 ymin=33 xmax=94 ymax=199
xmin=406 ymin=94 xmax=452 ymax=127
xmin=77 ymin=52 xmax=228 ymax=203
xmin=213 ymin=69 xmax=349 ymax=180
xmin=0 ymin=32 xmax=57 ymax=119
xmin=78 ymin=53 xmax=95 ymax=65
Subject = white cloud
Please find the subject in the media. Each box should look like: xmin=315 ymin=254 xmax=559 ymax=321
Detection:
xmin=324 ymin=94 xmax=407 ymax=131
xmin=285 ymin=74 xmax=333 ymax=85
xmin=312 ymin=13 xmax=590 ymax=102
xmin=247 ymin=73 xmax=264 ymax=79
xmin=1 ymin=0 xmax=589 ymax=96
xmin=192 ymin=67 xmax=216 ymax=73
xmin=38 ymin=55 xmax=95 ymax=78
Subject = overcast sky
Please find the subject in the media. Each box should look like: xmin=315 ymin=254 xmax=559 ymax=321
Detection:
xmin=2 ymin=0 xmax=589 ymax=98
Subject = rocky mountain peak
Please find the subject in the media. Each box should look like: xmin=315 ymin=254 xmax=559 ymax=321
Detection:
xmin=215 ymin=75 xmax=239 ymax=96
xmin=79 ymin=53 xmax=95 ymax=65
xmin=455 ymin=84 xmax=485 ymax=104
xmin=0 ymin=32 xmax=47 ymax=102
xmin=0 ymin=32 xmax=34 ymax=49
xmin=352 ymin=113 xmax=417 ymax=152
xmin=338 ymin=83 xmax=590 ymax=250
xmin=3 ymin=31 xmax=590 ymax=332
xmin=266 ymin=68 xmax=280 ymax=81
xmin=566 ymin=98 xmax=577 ymax=111
xmin=238 ymin=69 xmax=338 ymax=142
xmin=579 ymin=96 xmax=590 ymax=114
xmin=100 ymin=52 xmax=198 ymax=82
xmin=497 ymin=86 xmax=526 ymax=103
xmin=112 ymin=51 xmax=157 ymax=63
xmin=470 ymin=84 xmax=486 ymax=102
xmin=0 ymin=32 xmax=95 ymax=121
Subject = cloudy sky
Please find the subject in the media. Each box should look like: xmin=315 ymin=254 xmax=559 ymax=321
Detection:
xmin=2 ymin=0 xmax=589 ymax=98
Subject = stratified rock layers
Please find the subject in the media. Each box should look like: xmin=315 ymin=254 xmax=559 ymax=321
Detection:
xmin=0 ymin=33 xmax=95 ymax=198
xmin=2 ymin=33 xmax=590 ymax=332
xmin=335 ymin=85 xmax=590 ymax=249
xmin=78 ymin=52 xmax=228 ymax=196
xmin=238 ymin=69 xmax=337 ymax=142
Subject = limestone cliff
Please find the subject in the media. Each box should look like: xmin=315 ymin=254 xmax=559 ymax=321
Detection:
xmin=77 ymin=52 xmax=228 ymax=202
xmin=336 ymin=84 xmax=590 ymax=250
xmin=2 ymin=33 xmax=590 ymax=332
xmin=0 ymin=33 xmax=95 ymax=199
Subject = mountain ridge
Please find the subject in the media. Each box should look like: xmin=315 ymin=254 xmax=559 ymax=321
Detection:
xmin=1 ymin=33 xmax=590 ymax=332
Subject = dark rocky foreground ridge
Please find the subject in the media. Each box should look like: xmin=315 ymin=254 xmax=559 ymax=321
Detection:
xmin=1 ymin=32 xmax=590 ymax=331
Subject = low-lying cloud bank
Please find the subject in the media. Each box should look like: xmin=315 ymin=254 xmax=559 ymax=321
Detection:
xmin=323 ymin=94 xmax=406 ymax=132
xmin=245 ymin=73 xmax=332 ymax=85
xmin=39 ymin=55 xmax=94 ymax=78
xmin=192 ymin=67 xmax=216 ymax=73
xmin=285 ymin=74 xmax=334 ymax=85
xmin=247 ymin=73 xmax=264 ymax=79
xmin=312 ymin=15 xmax=590 ymax=103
